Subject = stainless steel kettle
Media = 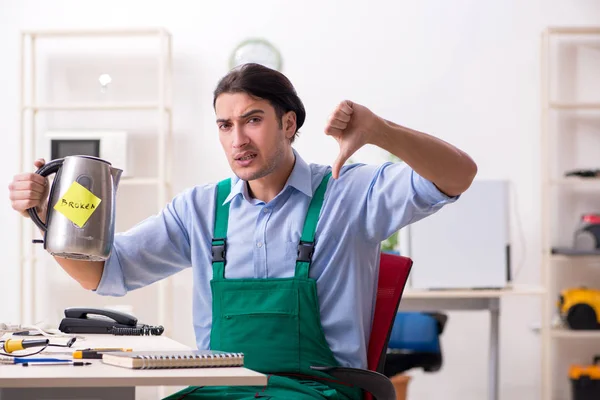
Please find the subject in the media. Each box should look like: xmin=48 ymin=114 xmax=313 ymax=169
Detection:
xmin=27 ymin=155 xmax=122 ymax=261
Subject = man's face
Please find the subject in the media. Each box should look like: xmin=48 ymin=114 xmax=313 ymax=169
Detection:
xmin=215 ymin=92 xmax=295 ymax=181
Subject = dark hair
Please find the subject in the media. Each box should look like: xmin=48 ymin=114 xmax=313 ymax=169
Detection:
xmin=213 ymin=63 xmax=306 ymax=143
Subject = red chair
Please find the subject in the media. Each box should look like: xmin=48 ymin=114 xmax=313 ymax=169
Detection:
xmin=312 ymin=252 xmax=413 ymax=400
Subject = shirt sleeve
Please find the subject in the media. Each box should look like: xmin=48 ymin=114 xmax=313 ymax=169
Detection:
xmin=94 ymin=189 xmax=194 ymax=297
xmin=331 ymin=162 xmax=459 ymax=244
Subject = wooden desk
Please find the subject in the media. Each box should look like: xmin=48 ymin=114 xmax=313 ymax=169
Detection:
xmin=399 ymin=285 xmax=545 ymax=400
xmin=0 ymin=334 xmax=266 ymax=400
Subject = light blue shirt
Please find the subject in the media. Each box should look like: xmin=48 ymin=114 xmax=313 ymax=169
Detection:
xmin=96 ymin=150 xmax=457 ymax=369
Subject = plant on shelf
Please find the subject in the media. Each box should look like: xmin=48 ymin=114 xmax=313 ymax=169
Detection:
xmin=381 ymin=232 xmax=399 ymax=254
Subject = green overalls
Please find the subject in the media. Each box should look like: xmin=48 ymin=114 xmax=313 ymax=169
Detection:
xmin=165 ymin=173 xmax=363 ymax=400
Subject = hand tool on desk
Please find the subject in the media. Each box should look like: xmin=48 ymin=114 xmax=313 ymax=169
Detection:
xmin=73 ymin=348 xmax=133 ymax=359
xmin=0 ymin=357 xmax=71 ymax=364
xmin=44 ymin=347 xmax=133 ymax=358
xmin=1 ymin=338 xmax=49 ymax=353
xmin=22 ymin=361 xmax=92 ymax=367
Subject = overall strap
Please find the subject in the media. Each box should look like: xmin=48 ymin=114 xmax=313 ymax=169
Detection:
xmin=295 ymin=172 xmax=332 ymax=279
xmin=212 ymin=178 xmax=231 ymax=280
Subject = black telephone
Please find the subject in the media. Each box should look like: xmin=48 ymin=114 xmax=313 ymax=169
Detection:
xmin=58 ymin=307 xmax=164 ymax=336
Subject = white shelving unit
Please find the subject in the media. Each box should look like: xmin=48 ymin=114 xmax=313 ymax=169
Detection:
xmin=550 ymin=328 xmax=600 ymax=340
xmin=17 ymin=28 xmax=174 ymax=335
xmin=540 ymin=26 xmax=600 ymax=400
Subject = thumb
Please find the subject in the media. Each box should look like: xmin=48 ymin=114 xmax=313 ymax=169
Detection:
xmin=33 ymin=158 xmax=46 ymax=168
xmin=331 ymin=152 xmax=349 ymax=180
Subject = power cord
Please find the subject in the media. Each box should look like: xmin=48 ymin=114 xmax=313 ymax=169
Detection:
xmin=109 ymin=325 xmax=164 ymax=336
xmin=0 ymin=347 xmax=48 ymax=358
xmin=1 ymin=323 xmax=78 ymax=340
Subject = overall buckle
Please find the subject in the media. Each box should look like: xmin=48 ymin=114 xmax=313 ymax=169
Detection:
xmin=211 ymin=238 xmax=227 ymax=263
xmin=297 ymin=241 xmax=315 ymax=263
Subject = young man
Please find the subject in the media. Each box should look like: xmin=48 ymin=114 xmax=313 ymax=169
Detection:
xmin=9 ymin=63 xmax=477 ymax=399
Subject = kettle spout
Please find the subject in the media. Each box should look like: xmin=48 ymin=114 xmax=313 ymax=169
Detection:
xmin=110 ymin=167 xmax=123 ymax=188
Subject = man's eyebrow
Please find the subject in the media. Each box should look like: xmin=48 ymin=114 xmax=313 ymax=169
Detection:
xmin=239 ymin=109 xmax=265 ymax=119
xmin=216 ymin=109 xmax=265 ymax=124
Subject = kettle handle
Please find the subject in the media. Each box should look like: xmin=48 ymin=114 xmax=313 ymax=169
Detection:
xmin=27 ymin=158 xmax=64 ymax=232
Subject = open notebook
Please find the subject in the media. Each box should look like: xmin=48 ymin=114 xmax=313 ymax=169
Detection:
xmin=102 ymin=350 xmax=244 ymax=369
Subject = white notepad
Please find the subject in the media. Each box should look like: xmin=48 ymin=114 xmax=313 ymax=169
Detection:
xmin=102 ymin=350 xmax=244 ymax=369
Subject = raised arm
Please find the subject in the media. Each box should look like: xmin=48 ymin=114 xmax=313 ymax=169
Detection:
xmin=326 ymin=100 xmax=477 ymax=197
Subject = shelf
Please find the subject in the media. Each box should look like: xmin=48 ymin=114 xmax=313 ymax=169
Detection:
xmin=22 ymin=28 xmax=171 ymax=38
xmin=550 ymin=254 xmax=600 ymax=263
xmin=550 ymin=178 xmax=600 ymax=187
xmin=119 ymin=178 xmax=161 ymax=186
xmin=403 ymin=285 xmax=546 ymax=299
xmin=551 ymin=328 xmax=600 ymax=339
xmin=22 ymin=103 xmax=171 ymax=112
xmin=546 ymin=27 xmax=600 ymax=35
xmin=548 ymin=102 xmax=600 ymax=110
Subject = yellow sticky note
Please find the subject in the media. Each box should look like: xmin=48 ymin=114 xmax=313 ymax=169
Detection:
xmin=53 ymin=181 xmax=102 ymax=228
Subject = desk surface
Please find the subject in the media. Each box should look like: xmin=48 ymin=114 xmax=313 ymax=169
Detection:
xmin=0 ymin=334 xmax=267 ymax=388
xmin=403 ymin=284 xmax=545 ymax=299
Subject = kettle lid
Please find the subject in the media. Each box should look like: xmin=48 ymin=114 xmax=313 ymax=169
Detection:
xmin=67 ymin=155 xmax=112 ymax=165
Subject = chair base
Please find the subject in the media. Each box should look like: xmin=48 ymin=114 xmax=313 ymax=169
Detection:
xmin=310 ymin=365 xmax=396 ymax=400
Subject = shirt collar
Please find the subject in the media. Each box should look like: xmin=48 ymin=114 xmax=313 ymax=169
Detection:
xmin=285 ymin=149 xmax=313 ymax=198
xmin=222 ymin=148 xmax=313 ymax=205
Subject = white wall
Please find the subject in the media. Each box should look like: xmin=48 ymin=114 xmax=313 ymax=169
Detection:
xmin=1 ymin=1 xmax=600 ymax=399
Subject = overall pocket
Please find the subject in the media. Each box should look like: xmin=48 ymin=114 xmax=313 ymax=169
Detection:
xmin=219 ymin=287 xmax=300 ymax=373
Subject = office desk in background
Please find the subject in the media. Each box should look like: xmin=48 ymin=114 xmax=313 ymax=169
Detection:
xmin=0 ymin=334 xmax=266 ymax=400
xmin=399 ymin=284 xmax=545 ymax=400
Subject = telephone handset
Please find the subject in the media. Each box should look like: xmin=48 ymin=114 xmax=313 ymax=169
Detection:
xmin=66 ymin=307 xmax=137 ymax=326
xmin=58 ymin=307 xmax=164 ymax=336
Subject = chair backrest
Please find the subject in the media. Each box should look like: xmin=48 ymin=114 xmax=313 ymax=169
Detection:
xmin=367 ymin=252 xmax=413 ymax=374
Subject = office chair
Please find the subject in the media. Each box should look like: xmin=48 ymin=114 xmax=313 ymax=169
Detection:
xmin=312 ymin=252 xmax=413 ymax=400
xmin=384 ymin=311 xmax=448 ymax=377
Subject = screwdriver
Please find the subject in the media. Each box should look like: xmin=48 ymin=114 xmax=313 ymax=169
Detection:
xmin=73 ymin=348 xmax=132 ymax=359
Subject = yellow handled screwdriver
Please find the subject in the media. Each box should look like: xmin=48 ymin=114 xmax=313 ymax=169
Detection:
xmin=73 ymin=348 xmax=132 ymax=359
xmin=2 ymin=339 xmax=49 ymax=353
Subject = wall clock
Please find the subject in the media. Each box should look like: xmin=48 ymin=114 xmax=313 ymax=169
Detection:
xmin=229 ymin=38 xmax=282 ymax=71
